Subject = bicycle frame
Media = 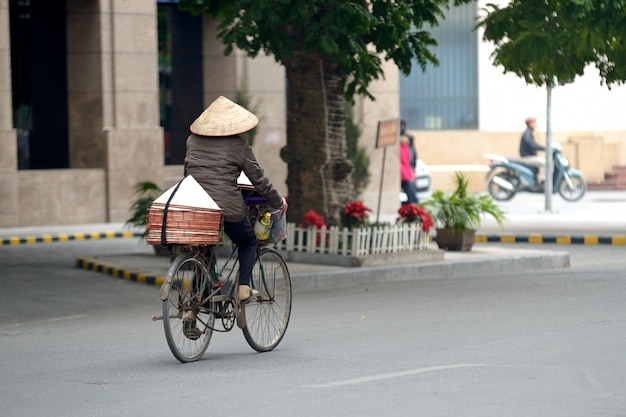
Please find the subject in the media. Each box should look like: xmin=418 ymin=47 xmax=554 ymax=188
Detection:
xmin=154 ymin=186 xmax=292 ymax=361
xmin=157 ymin=243 xmax=273 ymax=322
xmin=204 ymin=245 xmax=273 ymax=309
xmin=155 ymin=241 xmax=292 ymax=361
xmin=158 ymin=245 xmax=236 ymax=301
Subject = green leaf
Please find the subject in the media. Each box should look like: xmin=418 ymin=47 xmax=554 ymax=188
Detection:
xmin=477 ymin=0 xmax=626 ymax=88
xmin=422 ymin=172 xmax=505 ymax=230
xmin=177 ymin=0 xmax=473 ymax=99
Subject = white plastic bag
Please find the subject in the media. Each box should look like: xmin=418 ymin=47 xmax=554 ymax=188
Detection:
xmin=268 ymin=211 xmax=286 ymax=243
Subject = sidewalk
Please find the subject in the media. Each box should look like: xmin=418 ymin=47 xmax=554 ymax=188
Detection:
xmin=71 ymin=243 xmax=570 ymax=293
xmin=2 ymin=190 xmax=625 ymax=293
xmin=1 ymin=221 xmax=572 ymax=292
xmin=0 ymin=221 xmax=581 ymax=294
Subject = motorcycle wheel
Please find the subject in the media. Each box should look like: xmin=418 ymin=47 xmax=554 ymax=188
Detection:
xmin=558 ymin=174 xmax=586 ymax=202
xmin=488 ymin=173 xmax=517 ymax=201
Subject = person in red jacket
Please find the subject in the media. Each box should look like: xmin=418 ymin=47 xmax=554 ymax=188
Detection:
xmin=400 ymin=134 xmax=418 ymax=204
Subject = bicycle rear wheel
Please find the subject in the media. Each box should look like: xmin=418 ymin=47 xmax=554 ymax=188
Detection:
xmin=163 ymin=252 xmax=216 ymax=362
xmin=242 ymin=247 xmax=292 ymax=352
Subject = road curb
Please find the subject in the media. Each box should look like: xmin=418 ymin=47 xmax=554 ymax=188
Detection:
xmin=476 ymin=234 xmax=626 ymax=245
xmin=75 ymin=249 xmax=571 ymax=293
xmin=75 ymin=256 xmax=166 ymax=287
xmin=2 ymin=231 xmax=142 ymax=246
xmin=288 ymin=251 xmax=571 ymax=292
xmin=3 ymin=230 xmax=625 ymax=246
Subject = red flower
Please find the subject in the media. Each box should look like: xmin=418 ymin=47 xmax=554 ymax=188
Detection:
xmin=343 ymin=200 xmax=371 ymax=229
xmin=343 ymin=200 xmax=371 ymax=219
xmin=300 ymin=209 xmax=327 ymax=229
xmin=300 ymin=209 xmax=327 ymax=244
xmin=398 ymin=204 xmax=434 ymax=232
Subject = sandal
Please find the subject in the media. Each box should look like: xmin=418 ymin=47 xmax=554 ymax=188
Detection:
xmin=239 ymin=285 xmax=259 ymax=305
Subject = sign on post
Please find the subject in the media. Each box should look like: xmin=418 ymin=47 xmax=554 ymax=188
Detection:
xmin=375 ymin=119 xmax=400 ymax=223
xmin=375 ymin=119 xmax=400 ymax=148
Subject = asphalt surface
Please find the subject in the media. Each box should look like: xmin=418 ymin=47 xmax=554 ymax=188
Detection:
xmin=1 ymin=191 xmax=625 ymax=293
xmin=2 ymin=191 xmax=625 ymax=417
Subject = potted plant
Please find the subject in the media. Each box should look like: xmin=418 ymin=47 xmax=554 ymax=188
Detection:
xmin=125 ymin=181 xmax=167 ymax=255
xmin=422 ymin=172 xmax=505 ymax=251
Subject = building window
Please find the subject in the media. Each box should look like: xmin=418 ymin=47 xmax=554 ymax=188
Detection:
xmin=400 ymin=2 xmax=478 ymax=130
xmin=10 ymin=0 xmax=69 ymax=169
xmin=158 ymin=2 xmax=203 ymax=165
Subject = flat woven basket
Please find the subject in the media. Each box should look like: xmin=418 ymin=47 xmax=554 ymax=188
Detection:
xmin=146 ymin=202 xmax=222 ymax=245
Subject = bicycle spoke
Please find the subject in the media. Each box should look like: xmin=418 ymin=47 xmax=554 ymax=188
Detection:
xmin=162 ymin=252 xmax=215 ymax=362
xmin=242 ymin=247 xmax=292 ymax=352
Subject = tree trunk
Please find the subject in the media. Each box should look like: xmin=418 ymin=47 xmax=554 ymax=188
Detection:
xmin=281 ymin=56 xmax=354 ymax=227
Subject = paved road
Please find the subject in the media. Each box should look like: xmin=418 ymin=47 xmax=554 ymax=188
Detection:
xmin=476 ymin=190 xmax=626 ymax=235
xmin=1 ymin=190 xmax=625 ymax=416
xmin=1 ymin=240 xmax=625 ymax=417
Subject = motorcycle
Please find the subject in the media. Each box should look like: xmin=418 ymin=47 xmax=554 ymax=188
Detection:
xmin=484 ymin=142 xmax=586 ymax=202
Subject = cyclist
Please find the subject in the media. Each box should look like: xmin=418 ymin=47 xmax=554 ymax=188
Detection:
xmin=184 ymin=96 xmax=288 ymax=303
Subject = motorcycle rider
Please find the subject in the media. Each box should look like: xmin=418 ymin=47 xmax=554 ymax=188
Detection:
xmin=519 ymin=117 xmax=545 ymax=189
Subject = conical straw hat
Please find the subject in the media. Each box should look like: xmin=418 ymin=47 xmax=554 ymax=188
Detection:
xmin=153 ymin=175 xmax=221 ymax=210
xmin=190 ymin=96 xmax=259 ymax=136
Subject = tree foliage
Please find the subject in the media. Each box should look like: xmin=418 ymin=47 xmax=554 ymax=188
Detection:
xmin=477 ymin=0 xmax=626 ymax=87
xmin=178 ymin=0 xmax=471 ymax=225
xmin=179 ymin=0 xmax=470 ymax=100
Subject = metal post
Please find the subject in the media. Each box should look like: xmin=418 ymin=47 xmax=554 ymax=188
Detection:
xmin=545 ymin=84 xmax=553 ymax=212
xmin=376 ymin=147 xmax=387 ymax=224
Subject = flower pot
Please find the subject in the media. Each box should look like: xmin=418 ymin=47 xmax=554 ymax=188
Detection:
xmin=435 ymin=228 xmax=476 ymax=251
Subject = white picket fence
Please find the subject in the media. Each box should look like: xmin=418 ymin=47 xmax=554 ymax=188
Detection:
xmin=275 ymin=222 xmax=429 ymax=257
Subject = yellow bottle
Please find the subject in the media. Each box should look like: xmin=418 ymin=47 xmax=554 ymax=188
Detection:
xmin=254 ymin=212 xmax=272 ymax=240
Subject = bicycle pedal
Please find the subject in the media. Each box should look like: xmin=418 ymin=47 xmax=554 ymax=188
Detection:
xmin=182 ymin=312 xmax=202 ymax=340
xmin=183 ymin=319 xmax=201 ymax=340
xmin=236 ymin=307 xmax=246 ymax=329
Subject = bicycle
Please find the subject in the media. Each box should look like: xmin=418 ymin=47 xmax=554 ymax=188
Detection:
xmin=152 ymin=218 xmax=292 ymax=363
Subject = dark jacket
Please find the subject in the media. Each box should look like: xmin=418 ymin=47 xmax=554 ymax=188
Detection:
xmin=519 ymin=127 xmax=545 ymax=157
xmin=184 ymin=134 xmax=283 ymax=223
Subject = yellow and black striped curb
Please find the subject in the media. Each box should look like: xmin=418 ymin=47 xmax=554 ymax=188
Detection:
xmin=3 ymin=231 xmax=626 ymax=246
xmin=474 ymin=234 xmax=626 ymax=245
xmin=1 ymin=230 xmax=143 ymax=246
xmin=75 ymin=256 xmax=166 ymax=287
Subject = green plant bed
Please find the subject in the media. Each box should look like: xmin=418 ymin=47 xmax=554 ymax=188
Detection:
xmin=423 ymin=172 xmax=505 ymax=251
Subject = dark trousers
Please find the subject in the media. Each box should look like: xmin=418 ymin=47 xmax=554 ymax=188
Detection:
xmin=401 ymin=180 xmax=419 ymax=204
xmin=224 ymin=217 xmax=257 ymax=286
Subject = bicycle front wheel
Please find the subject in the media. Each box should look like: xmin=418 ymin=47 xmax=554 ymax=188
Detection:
xmin=163 ymin=252 xmax=216 ymax=363
xmin=242 ymin=247 xmax=292 ymax=352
